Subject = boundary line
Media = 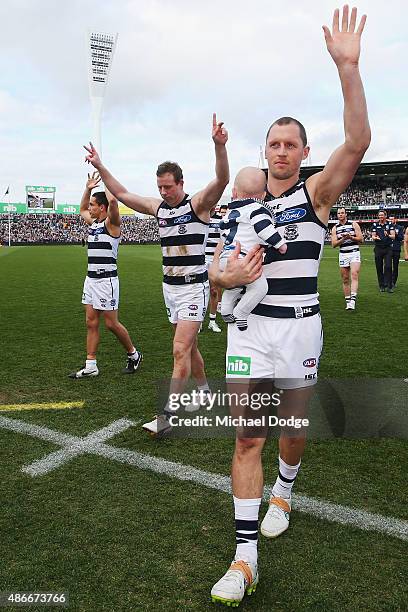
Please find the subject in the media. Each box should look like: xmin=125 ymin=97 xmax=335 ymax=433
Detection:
xmin=0 ymin=401 xmax=84 ymax=412
xmin=0 ymin=415 xmax=407 ymax=542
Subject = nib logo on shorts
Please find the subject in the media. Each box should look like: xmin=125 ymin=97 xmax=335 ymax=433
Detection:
xmin=227 ymin=355 xmax=251 ymax=376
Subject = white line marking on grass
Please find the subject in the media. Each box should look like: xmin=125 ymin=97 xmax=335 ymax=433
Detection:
xmin=0 ymin=415 xmax=407 ymax=541
xmin=0 ymin=401 xmax=84 ymax=412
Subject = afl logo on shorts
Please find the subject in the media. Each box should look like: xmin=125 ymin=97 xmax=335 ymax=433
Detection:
xmin=178 ymin=225 xmax=187 ymax=234
xmin=303 ymin=358 xmax=316 ymax=368
xmin=284 ymin=224 xmax=299 ymax=241
xmin=189 ymin=304 xmax=198 ymax=310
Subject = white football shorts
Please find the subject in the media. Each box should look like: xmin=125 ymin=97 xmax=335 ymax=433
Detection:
xmin=339 ymin=251 xmax=361 ymax=268
xmin=163 ymin=281 xmax=210 ymax=324
xmin=226 ymin=312 xmax=323 ymax=389
xmin=82 ymin=276 xmax=119 ymax=311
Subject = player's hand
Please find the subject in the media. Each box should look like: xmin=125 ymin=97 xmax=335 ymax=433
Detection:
xmin=222 ymin=242 xmax=263 ymax=288
xmin=84 ymin=142 xmax=102 ymax=168
xmin=212 ymin=113 xmax=228 ymax=146
xmin=86 ymin=171 xmax=101 ymax=190
xmin=323 ymin=6 xmax=366 ymax=68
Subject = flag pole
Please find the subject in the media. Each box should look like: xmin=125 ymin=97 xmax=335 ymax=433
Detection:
xmin=7 ymin=188 xmax=11 ymax=247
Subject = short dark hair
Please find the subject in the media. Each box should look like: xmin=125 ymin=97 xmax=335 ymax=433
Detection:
xmin=338 ymin=207 xmax=347 ymax=214
xmin=266 ymin=117 xmax=307 ymax=147
xmin=156 ymin=161 xmax=183 ymax=183
xmin=92 ymin=191 xmax=109 ymax=210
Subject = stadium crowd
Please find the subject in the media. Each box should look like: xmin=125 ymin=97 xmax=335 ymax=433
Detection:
xmin=0 ymin=214 xmax=160 ymax=245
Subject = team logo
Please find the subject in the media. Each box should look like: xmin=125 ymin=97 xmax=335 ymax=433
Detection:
xmin=189 ymin=304 xmax=198 ymax=310
xmin=284 ymin=224 xmax=299 ymax=241
xmin=303 ymin=358 xmax=317 ymax=368
xmin=178 ymin=225 xmax=187 ymax=234
xmin=100 ymin=298 xmax=107 ymax=305
xmin=110 ymin=299 xmax=116 ymax=307
xmin=159 ymin=218 xmax=167 ymax=226
xmin=174 ymin=214 xmax=191 ymax=224
xmin=276 ymin=208 xmax=307 ymax=224
xmin=227 ymin=355 xmax=251 ymax=376
xmin=94 ymin=234 xmax=99 ymax=242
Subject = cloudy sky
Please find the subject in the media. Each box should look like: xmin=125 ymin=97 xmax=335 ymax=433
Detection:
xmin=1 ymin=0 xmax=407 ymax=204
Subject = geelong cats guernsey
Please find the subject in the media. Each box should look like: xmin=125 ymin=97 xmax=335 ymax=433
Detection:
xmin=336 ymin=219 xmax=359 ymax=253
xmin=87 ymin=220 xmax=119 ymax=279
xmin=253 ymin=180 xmax=327 ymax=318
xmin=205 ymin=212 xmax=223 ymax=259
xmin=157 ymin=195 xmax=209 ymax=284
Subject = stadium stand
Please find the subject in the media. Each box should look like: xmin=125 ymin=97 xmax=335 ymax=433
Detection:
xmin=0 ymin=214 xmax=159 ymax=245
xmin=1 ymin=161 xmax=407 ymax=245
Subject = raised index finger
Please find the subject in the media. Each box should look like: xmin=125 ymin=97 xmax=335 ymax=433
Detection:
xmin=212 ymin=113 xmax=217 ymax=128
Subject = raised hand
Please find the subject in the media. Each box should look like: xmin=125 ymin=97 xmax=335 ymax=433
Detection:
xmin=86 ymin=171 xmax=101 ymax=190
xmin=83 ymin=142 xmax=102 ymax=169
xmin=212 ymin=113 xmax=228 ymax=146
xmin=323 ymin=5 xmax=366 ymax=68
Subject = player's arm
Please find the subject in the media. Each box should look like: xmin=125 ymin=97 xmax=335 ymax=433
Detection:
xmin=306 ymin=7 xmax=371 ymax=225
xmin=80 ymin=171 xmax=101 ymax=225
xmin=209 ymin=241 xmax=263 ymax=289
xmin=191 ymin=114 xmax=229 ymax=219
xmin=105 ymin=186 xmax=121 ymax=235
xmin=351 ymin=221 xmax=364 ymax=243
xmin=83 ymin=143 xmax=160 ymax=216
xmin=404 ymin=228 xmax=408 ymax=260
xmin=331 ymin=224 xmax=343 ymax=248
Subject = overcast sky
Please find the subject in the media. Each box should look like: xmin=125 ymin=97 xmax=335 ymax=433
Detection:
xmin=1 ymin=0 xmax=407 ymax=204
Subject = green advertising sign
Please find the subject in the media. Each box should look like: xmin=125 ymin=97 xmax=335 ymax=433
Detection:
xmin=0 ymin=202 xmax=27 ymax=213
xmin=25 ymin=186 xmax=56 ymax=193
xmin=55 ymin=204 xmax=80 ymax=214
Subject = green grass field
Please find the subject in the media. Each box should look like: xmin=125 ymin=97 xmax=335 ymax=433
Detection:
xmin=0 ymin=245 xmax=407 ymax=612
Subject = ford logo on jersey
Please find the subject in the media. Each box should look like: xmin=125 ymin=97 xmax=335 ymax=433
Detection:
xmin=174 ymin=214 xmax=192 ymax=224
xmin=276 ymin=208 xmax=307 ymax=224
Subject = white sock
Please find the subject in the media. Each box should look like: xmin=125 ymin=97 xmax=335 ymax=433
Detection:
xmin=85 ymin=359 xmax=97 ymax=371
xmin=198 ymin=383 xmax=211 ymax=395
xmin=128 ymin=348 xmax=139 ymax=359
xmin=271 ymin=456 xmax=301 ymax=500
xmin=209 ymin=313 xmax=216 ymax=321
xmin=234 ymin=496 xmax=261 ymax=566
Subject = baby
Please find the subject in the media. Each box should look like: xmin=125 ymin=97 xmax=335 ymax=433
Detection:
xmin=219 ymin=166 xmax=287 ymax=331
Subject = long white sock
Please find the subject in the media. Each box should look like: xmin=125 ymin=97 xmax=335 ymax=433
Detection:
xmin=234 ymin=496 xmax=261 ymax=566
xmin=271 ymin=456 xmax=301 ymax=500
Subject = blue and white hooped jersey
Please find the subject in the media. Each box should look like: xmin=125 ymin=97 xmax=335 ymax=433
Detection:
xmin=87 ymin=219 xmax=119 ymax=279
xmin=253 ymin=181 xmax=327 ymax=316
xmin=156 ymin=195 xmax=209 ymax=281
xmin=205 ymin=212 xmax=223 ymax=259
xmin=336 ymin=219 xmax=359 ymax=253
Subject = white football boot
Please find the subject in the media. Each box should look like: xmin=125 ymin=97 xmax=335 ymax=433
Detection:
xmin=142 ymin=415 xmax=172 ymax=437
xmin=211 ymin=560 xmax=258 ymax=607
xmin=208 ymin=320 xmax=222 ymax=333
xmin=260 ymin=496 xmax=291 ymax=538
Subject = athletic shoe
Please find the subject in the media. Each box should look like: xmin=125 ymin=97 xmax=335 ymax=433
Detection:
xmin=211 ymin=560 xmax=258 ymax=607
xmin=142 ymin=415 xmax=172 ymax=437
xmin=208 ymin=320 xmax=222 ymax=333
xmin=222 ymin=313 xmax=236 ymax=323
xmin=184 ymin=390 xmax=212 ymax=413
xmin=380 ymin=287 xmax=386 ymax=292
xmin=122 ymin=351 xmax=143 ymax=374
xmin=68 ymin=366 xmax=99 ymax=379
xmin=348 ymin=301 xmax=356 ymax=310
xmin=387 ymin=287 xmax=394 ymax=293
xmin=404 ymin=378 xmax=408 ymax=383
xmin=260 ymin=496 xmax=291 ymax=538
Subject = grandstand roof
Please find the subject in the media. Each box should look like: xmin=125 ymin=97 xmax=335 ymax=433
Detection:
xmin=299 ymin=159 xmax=408 ymax=180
